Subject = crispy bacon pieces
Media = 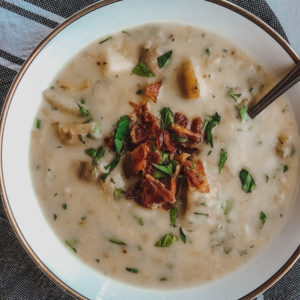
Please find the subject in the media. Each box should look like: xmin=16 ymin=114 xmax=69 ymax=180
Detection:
xmin=123 ymin=102 xmax=209 ymax=210
xmin=144 ymin=81 xmax=162 ymax=103
xmin=184 ymin=160 xmax=209 ymax=193
xmin=123 ymin=143 xmax=150 ymax=178
xmin=140 ymin=174 xmax=175 ymax=209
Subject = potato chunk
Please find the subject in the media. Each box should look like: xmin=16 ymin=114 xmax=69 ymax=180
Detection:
xmin=43 ymin=88 xmax=79 ymax=115
xmin=57 ymin=123 xmax=94 ymax=144
xmin=179 ymin=59 xmax=200 ymax=99
xmin=78 ymin=161 xmax=97 ymax=181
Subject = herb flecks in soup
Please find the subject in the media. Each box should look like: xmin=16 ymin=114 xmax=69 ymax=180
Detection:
xmin=30 ymin=23 xmax=300 ymax=288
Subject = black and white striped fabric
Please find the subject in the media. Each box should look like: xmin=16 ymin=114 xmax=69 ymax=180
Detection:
xmin=0 ymin=1 xmax=299 ymax=299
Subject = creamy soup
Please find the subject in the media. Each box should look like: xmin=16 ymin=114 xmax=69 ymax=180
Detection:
xmin=30 ymin=23 xmax=300 ymax=288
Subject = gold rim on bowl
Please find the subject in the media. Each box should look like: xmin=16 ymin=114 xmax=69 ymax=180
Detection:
xmin=0 ymin=0 xmax=299 ymax=299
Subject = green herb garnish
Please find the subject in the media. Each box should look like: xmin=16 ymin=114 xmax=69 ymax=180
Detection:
xmin=160 ymin=277 xmax=168 ymax=281
xmin=96 ymin=259 xmax=100 ymax=263
xmin=160 ymin=107 xmax=174 ymax=130
xmin=137 ymin=217 xmax=143 ymax=226
xmin=65 ymin=239 xmax=77 ymax=253
xmin=53 ymin=214 xmax=57 ymax=221
xmin=207 ymin=150 xmax=212 ymax=156
xmin=259 ymin=211 xmax=267 ymax=227
xmin=193 ymin=212 xmax=209 ymax=217
xmin=203 ymin=112 xmax=221 ymax=147
xmin=78 ymin=135 xmax=85 ymax=144
xmin=283 ymin=165 xmax=288 ymax=173
xmin=155 ymin=234 xmax=177 ymax=247
xmin=77 ymin=103 xmax=89 ymax=118
xmin=132 ymin=61 xmax=154 ymax=77
xmin=160 ymin=152 xmax=169 ymax=165
xmin=179 ymin=227 xmax=186 ymax=243
xmin=36 ymin=119 xmax=41 ymax=129
xmin=153 ymin=169 xmax=167 ymax=179
xmin=109 ymin=238 xmax=126 ymax=245
xmin=170 ymin=207 xmax=177 ymax=227
xmin=152 ymin=160 xmax=177 ymax=177
xmin=114 ymin=115 xmax=130 ymax=155
xmin=114 ymin=188 xmax=126 ymax=200
xmin=205 ymin=48 xmax=211 ymax=56
xmin=99 ymin=36 xmax=112 ymax=44
xmin=265 ymin=174 xmax=269 ymax=183
xmin=85 ymin=146 xmax=105 ymax=166
xmin=221 ymin=199 xmax=233 ymax=215
xmin=62 ymin=203 xmax=67 ymax=210
xmin=136 ymin=89 xmax=143 ymax=95
xmin=176 ymin=136 xmax=188 ymax=143
xmin=226 ymin=88 xmax=241 ymax=101
xmin=240 ymin=106 xmax=248 ymax=121
xmin=126 ymin=267 xmax=139 ymax=273
xmin=219 ymin=148 xmax=227 ymax=174
xmin=104 ymin=155 xmax=120 ymax=172
xmin=157 ymin=50 xmax=172 ymax=68
xmin=81 ymin=216 xmax=87 ymax=221
xmin=239 ymin=169 xmax=256 ymax=193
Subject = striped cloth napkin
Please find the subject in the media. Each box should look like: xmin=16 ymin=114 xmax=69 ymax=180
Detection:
xmin=0 ymin=0 xmax=299 ymax=299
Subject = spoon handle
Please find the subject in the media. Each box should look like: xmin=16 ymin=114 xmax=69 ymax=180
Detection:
xmin=248 ymin=62 xmax=300 ymax=119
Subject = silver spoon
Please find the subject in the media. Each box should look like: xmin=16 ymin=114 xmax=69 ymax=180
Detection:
xmin=248 ymin=61 xmax=300 ymax=118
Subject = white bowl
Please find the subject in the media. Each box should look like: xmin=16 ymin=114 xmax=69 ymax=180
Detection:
xmin=1 ymin=0 xmax=299 ymax=299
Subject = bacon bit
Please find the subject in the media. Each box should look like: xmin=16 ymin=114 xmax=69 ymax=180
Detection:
xmin=231 ymin=50 xmax=236 ymax=55
xmin=163 ymin=131 xmax=177 ymax=153
xmin=130 ymin=124 xmax=146 ymax=144
xmin=184 ymin=160 xmax=209 ymax=193
xmin=144 ymin=81 xmax=162 ymax=103
xmin=104 ymin=134 xmax=115 ymax=151
xmin=154 ymin=127 xmax=164 ymax=150
xmin=170 ymin=163 xmax=181 ymax=195
xmin=171 ymin=123 xmax=201 ymax=143
xmin=191 ymin=117 xmax=203 ymax=134
xmin=174 ymin=112 xmax=189 ymax=128
xmin=140 ymin=174 xmax=175 ymax=209
xmin=123 ymin=143 xmax=150 ymax=178
xmin=143 ymin=151 xmax=161 ymax=176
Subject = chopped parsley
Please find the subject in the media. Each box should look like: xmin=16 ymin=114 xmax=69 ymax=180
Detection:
xmin=205 ymin=48 xmax=211 ymax=56
xmin=101 ymin=155 xmax=120 ymax=180
xmin=221 ymin=199 xmax=233 ymax=215
xmin=78 ymin=134 xmax=85 ymax=144
xmin=226 ymin=88 xmax=241 ymax=101
xmin=160 ymin=277 xmax=168 ymax=281
xmin=137 ymin=217 xmax=143 ymax=226
xmin=170 ymin=207 xmax=177 ymax=227
xmin=62 ymin=203 xmax=67 ymax=210
xmin=155 ymin=234 xmax=177 ymax=247
xmin=179 ymin=227 xmax=186 ymax=243
xmin=99 ymin=36 xmax=112 ymax=44
xmin=265 ymin=174 xmax=269 ymax=183
xmin=53 ymin=214 xmax=57 ymax=221
xmin=219 ymin=148 xmax=227 ymax=174
xmin=259 ymin=211 xmax=267 ymax=227
xmin=176 ymin=136 xmax=188 ymax=143
xmin=160 ymin=107 xmax=174 ymax=130
xmin=95 ymin=259 xmax=100 ymax=263
xmin=153 ymin=169 xmax=167 ymax=179
xmin=132 ymin=61 xmax=154 ymax=77
xmin=152 ymin=160 xmax=177 ymax=177
xmin=240 ymin=106 xmax=249 ymax=121
xmin=239 ymin=169 xmax=256 ymax=193
xmin=136 ymin=89 xmax=143 ymax=95
xmin=85 ymin=146 xmax=105 ymax=166
xmin=109 ymin=238 xmax=126 ymax=245
xmin=157 ymin=50 xmax=172 ymax=68
xmin=126 ymin=267 xmax=139 ymax=274
xmin=65 ymin=239 xmax=77 ymax=253
xmin=283 ymin=165 xmax=288 ymax=173
xmin=159 ymin=152 xmax=169 ymax=165
xmin=81 ymin=216 xmax=87 ymax=221
xmin=114 ymin=188 xmax=126 ymax=200
xmin=207 ymin=150 xmax=212 ymax=156
xmin=202 ymin=112 xmax=221 ymax=147
xmin=36 ymin=119 xmax=41 ymax=129
xmin=193 ymin=212 xmax=209 ymax=217
xmin=114 ymin=115 xmax=130 ymax=155
xmin=110 ymin=178 xmax=116 ymax=184
xmin=77 ymin=103 xmax=89 ymax=118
